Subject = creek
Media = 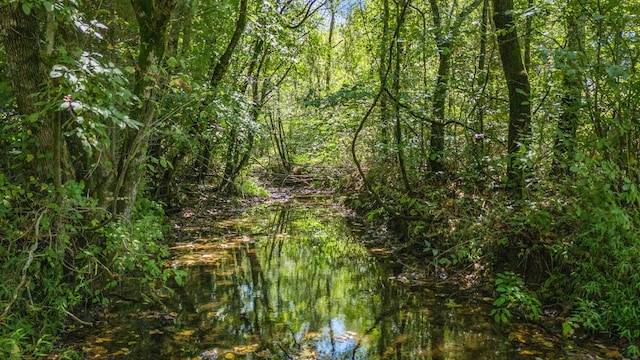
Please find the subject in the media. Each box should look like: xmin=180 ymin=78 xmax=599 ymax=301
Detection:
xmin=64 ymin=194 xmax=597 ymax=359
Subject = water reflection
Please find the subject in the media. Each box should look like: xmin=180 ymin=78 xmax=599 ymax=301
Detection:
xmin=71 ymin=198 xmax=515 ymax=359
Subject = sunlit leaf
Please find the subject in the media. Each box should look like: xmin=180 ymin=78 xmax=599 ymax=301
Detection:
xmin=21 ymin=3 xmax=31 ymax=15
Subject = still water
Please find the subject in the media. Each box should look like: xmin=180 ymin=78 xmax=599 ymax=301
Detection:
xmin=67 ymin=196 xmax=584 ymax=359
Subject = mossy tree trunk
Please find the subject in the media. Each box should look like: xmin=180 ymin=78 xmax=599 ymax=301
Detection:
xmin=492 ymin=0 xmax=532 ymax=192
xmin=115 ymin=0 xmax=177 ymax=218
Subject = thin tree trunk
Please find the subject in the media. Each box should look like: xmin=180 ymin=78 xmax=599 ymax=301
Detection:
xmin=115 ymin=0 xmax=176 ymax=218
xmin=524 ymin=0 xmax=532 ymax=72
xmin=428 ymin=0 xmax=447 ymax=174
xmin=379 ymin=0 xmax=391 ymax=150
xmin=209 ymin=0 xmax=248 ymax=88
xmin=325 ymin=0 xmax=336 ymax=92
xmin=428 ymin=0 xmax=483 ymax=174
xmin=552 ymin=3 xmax=585 ymax=174
xmin=474 ymin=0 xmax=490 ymax=166
xmin=393 ymin=1 xmax=410 ymax=192
xmin=492 ymin=0 xmax=532 ymax=192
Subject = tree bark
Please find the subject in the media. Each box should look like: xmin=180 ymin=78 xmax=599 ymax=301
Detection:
xmin=493 ymin=0 xmax=532 ymax=192
xmin=427 ymin=0 xmax=447 ymax=174
xmin=209 ymin=0 xmax=248 ymax=88
xmin=114 ymin=0 xmax=177 ymax=218
xmin=552 ymin=3 xmax=584 ymax=175
xmin=378 ymin=0 xmax=391 ymax=150
xmin=325 ymin=0 xmax=336 ymax=92
xmin=428 ymin=0 xmax=483 ymax=174
xmin=0 ymin=5 xmax=53 ymax=179
xmin=393 ymin=0 xmax=410 ymax=192
xmin=196 ymin=0 xmax=249 ymax=181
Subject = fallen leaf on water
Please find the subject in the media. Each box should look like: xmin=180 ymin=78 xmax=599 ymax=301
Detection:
xmin=520 ymin=349 xmax=542 ymax=355
xmin=94 ymin=337 xmax=112 ymax=344
xmin=174 ymin=329 xmax=195 ymax=337
xmin=148 ymin=329 xmax=164 ymax=335
xmin=604 ymin=350 xmax=623 ymax=358
xmin=233 ymin=344 xmax=259 ymax=354
xmin=305 ymin=332 xmax=321 ymax=339
xmin=224 ymin=352 xmax=235 ymax=360
xmin=82 ymin=345 xmax=108 ymax=355
xmin=511 ymin=331 xmax=528 ymax=343
xmin=543 ymin=341 xmax=554 ymax=348
xmin=255 ymin=349 xmax=272 ymax=357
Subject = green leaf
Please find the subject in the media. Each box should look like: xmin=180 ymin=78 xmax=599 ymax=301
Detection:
xmin=42 ymin=1 xmax=54 ymax=11
xmin=562 ymin=321 xmax=574 ymax=337
xmin=493 ymin=296 xmax=507 ymax=306
xmin=605 ymin=65 xmax=625 ymax=78
xmin=21 ymin=2 xmax=31 ymax=15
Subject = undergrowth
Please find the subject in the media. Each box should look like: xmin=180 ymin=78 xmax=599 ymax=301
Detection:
xmin=349 ymin=159 xmax=640 ymax=355
xmin=0 ymin=183 xmax=182 ymax=359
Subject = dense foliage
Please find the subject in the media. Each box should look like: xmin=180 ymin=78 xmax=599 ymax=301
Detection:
xmin=1 ymin=0 xmax=639 ymax=356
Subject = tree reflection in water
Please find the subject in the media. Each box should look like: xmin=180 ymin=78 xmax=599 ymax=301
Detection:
xmin=67 ymin=198 xmax=513 ymax=359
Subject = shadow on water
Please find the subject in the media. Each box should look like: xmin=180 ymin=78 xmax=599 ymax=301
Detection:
xmin=64 ymin=197 xmax=579 ymax=359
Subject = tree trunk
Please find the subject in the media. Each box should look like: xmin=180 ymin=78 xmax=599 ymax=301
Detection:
xmin=219 ymin=38 xmax=266 ymax=193
xmin=209 ymin=0 xmax=248 ymax=88
xmin=492 ymin=0 xmax=532 ymax=192
xmin=393 ymin=1 xmax=410 ymax=192
xmin=474 ymin=0 xmax=490 ymax=167
xmin=428 ymin=0 xmax=483 ymax=175
xmin=429 ymin=49 xmax=449 ymax=174
xmin=197 ymin=0 xmax=249 ymax=181
xmin=378 ymin=0 xmax=391 ymax=151
xmin=114 ymin=0 xmax=177 ymax=218
xmin=0 ymin=5 xmax=53 ymax=180
xmin=552 ymin=3 xmax=585 ymax=175
xmin=325 ymin=0 xmax=336 ymax=93
xmin=427 ymin=0 xmax=447 ymax=174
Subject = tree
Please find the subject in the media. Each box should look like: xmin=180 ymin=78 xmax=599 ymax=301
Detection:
xmin=113 ymin=0 xmax=177 ymax=218
xmin=492 ymin=0 xmax=531 ymax=192
xmin=0 ymin=4 xmax=53 ymax=181
xmin=552 ymin=0 xmax=585 ymax=175
xmin=427 ymin=0 xmax=483 ymax=174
